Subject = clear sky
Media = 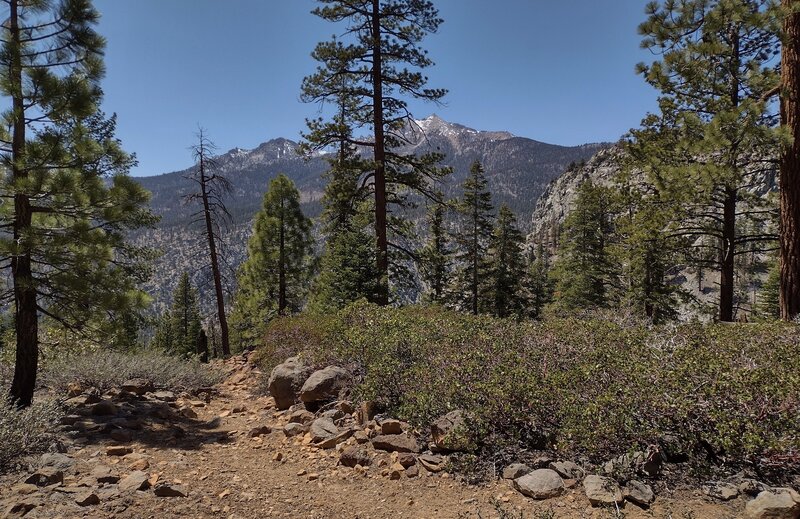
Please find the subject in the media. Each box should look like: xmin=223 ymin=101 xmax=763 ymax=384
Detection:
xmin=93 ymin=0 xmax=658 ymax=176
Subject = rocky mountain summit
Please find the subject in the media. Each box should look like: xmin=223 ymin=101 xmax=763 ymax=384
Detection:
xmin=135 ymin=116 xmax=608 ymax=311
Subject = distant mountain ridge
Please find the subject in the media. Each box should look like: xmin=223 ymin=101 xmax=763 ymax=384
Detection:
xmin=135 ymin=115 xmax=610 ymax=313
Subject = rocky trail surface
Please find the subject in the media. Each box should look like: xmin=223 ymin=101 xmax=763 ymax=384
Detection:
xmin=1 ymin=354 xmax=797 ymax=519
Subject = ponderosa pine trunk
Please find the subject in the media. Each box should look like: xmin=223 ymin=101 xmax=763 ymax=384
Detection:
xmin=719 ymin=187 xmax=738 ymax=322
xmin=199 ymin=157 xmax=230 ymax=356
xmin=371 ymin=0 xmax=389 ymax=306
xmin=780 ymin=0 xmax=800 ymax=321
xmin=8 ymin=0 xmax=39 ymax=407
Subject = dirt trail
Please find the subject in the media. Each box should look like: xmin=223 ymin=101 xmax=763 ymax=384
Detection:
xmin=0 ymin=355 xmax=743 ymax=519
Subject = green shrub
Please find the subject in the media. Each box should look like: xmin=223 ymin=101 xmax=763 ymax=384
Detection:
xmin=257 ymin=302 xmax=800 ymax=475
xmin=0 ymin=399 xmax=62 ymax=472
xmin=40 ymin=349 xmax=223 ymax=393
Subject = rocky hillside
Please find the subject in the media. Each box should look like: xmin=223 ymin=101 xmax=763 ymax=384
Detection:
xmin=136 ymin=116 xmax=609 ymax=313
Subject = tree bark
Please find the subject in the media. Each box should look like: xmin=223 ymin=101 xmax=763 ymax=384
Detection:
xmin=8 ymin=0 xmax=39 ymax=408
xmin=199 ymin=152 xmax=230 ymax=356
xmin=780 ymin=0 xmax=800 ymax=321
xmin=719 ymin=187 xmax=737 ymax=322
xmin=371 ymin=0 xmax=389 ymax=306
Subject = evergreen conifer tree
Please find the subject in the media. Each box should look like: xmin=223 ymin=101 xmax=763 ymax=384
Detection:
xmin=551 ymin=180 xmax=618 ymax=311
xmin=1 ymin=0 xmax=156 ymax=406
xmin=634 ymin=0 xmax=781 ymax=321
xmin=524 ymin=244 xmax=552 ymax=320
xmin=301 ymin=0 xmax=450 ymax=304
xmin=419 ymin=204 xmax=451 ymax=304
xmin=151 ymin=272 xmax=202 ymax=357
xmin=487 ymin=205 xmax=527 ymax=318
xmin=230 ymin=174 xmax=312 ymax=351
xmin=452 ymin=161 xmax=494 ymax=314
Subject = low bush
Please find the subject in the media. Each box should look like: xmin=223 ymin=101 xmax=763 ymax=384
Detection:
xmin=258 ymin=302 xmax=800 ymax=477
xmin=0 ymin=399 xmax=62 ymax=471
xmin=40 ymin=349 xmax=223 ymax=393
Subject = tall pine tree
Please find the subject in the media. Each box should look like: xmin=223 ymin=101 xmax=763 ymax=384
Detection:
xmin=151 ymin=272 xmax=202 ymax=357
xmin=1 ymin=0 xmax=155 ymax=406
xmin=231 ymin=174 xmax=312 ymax=351
xmin=487 ymin=205 xmax=527 ymax=318
xmin=452 ymin=161 xmax=494 ymax=315
xmin=419 ymin=203 xmax=451 ymax=304
xmin=635 ymin=0 xmax=781 ymax=321
xmin=301 ymin=0 xmax=450 ymax=304
xmin=551 ymin=180 xmax=618 ymax=311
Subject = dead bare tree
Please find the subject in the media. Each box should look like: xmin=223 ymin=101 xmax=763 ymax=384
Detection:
xmin=184 ymin=129 xmax=232 ymax=356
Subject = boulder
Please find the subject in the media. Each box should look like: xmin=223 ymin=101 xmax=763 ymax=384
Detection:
xmin=371 ymin=434 xmax=421 ymax=453
xmin=430 ymin=410 xmax=473 ymax=452
xmin=584 ymin=475 xmax=624 ymax=507
xmin=340 ymin=446 xmax=372 ymax=468
xmin=299 ymin=366 xmax=351 ymax=406
xmin=24 ymin=468 xmax=63 ymax=487
xmin=624 ymin=480 xmax=655 ymax=508
xmin=380 ymin=419 xmax=404 ymax=435
xmin=503 ymin=463 xmax=532 ymax=480
xmin=316 ymin=428 xmax=354 ymax=449
xmin=288 ymin=409 xmax=315 ymax=425
xmin=397 ymin=452 xmax=416 ymax=468
xmin=90 ymin=400 xmax=117 ymax=416
xmin=268 ymin=357 xmax=313 ymax=410
xmin=121 ymin=378 xmax=154 ymax=395
xmin=418 ymin=454 xmax=445 ymax=472
xmin=549 ymin=461 xmax=584 ymax=480
xmin=75 ymin=491 xmax=100 ymax=506
xmin=119 ymin=471 xmax=151 ymax=492
xmin=513 ymin=469 xmax=564 ymax=500
xmin=38 ymin=453 xmax=75 ymax=472
xmin=702 ymin=481 xmax=740 ymax=501
xmin=310 ymin=417 xmax=340 ymax=443
xmin=283 ymin=423 xmax=308 ymax=437
xmin=744 ymin=489 xmax=800 ymax=519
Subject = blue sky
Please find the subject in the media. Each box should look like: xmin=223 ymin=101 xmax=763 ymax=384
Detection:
xmin=94 ymin=0 xmax=658 ymax=176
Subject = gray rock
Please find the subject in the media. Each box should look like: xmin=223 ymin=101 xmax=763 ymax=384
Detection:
xmin=502 ymin=463 xmax=532 ymax=480
xmin=584 ymin=475 xmax=624 ymax=506
xmin=339 ymin=446 xmax=372 ymax=467
xmin=548 ymin=461 xmax=583 ymax=480
xmin=624 ymin=480 xmax=655 ymax=507
xmin=371 ymin=433 xmax=421 ymax=453
xmin=317 ymin=428 xmax=354 ymax=449
xmin=150 ymin=390 xmax=176 ymax=402
xmin=744 ymin=488 xmax=800 ymax=519
xmin=299 ymin=366 xmax=351 ymax=405
xmin=397 ymin=452 xmax=416 ymax=468
xmin=268 ymin=357 xmax=313 ymax=410
xmin=109 ymin=428 xmax=133 ymax=442
xmin=38 ymin=453 xmax=75 ymax=472
xmin=118 ymin=470 xmax=151 ymax=492
xmin=310 ymin=417 xmax=339 ymax=443
xmin=703 ymin=481 xmax=740 ymax=501
xmin=287 ymin=409 xmax=315 ymax=425
xmin=513 ymin=469 xmax=564 ymax=500
xmin=430 ymin=410 xmax=472 ymax=452
xmin=283 ymin=423 xmax=308 ymax=437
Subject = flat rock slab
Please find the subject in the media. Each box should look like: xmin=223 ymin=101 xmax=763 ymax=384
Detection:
xmin=154 ymin=483 xmax=187 ymax=498
xmin=119 ymin=471 xmax=151 ymax=492
xmin=513 ymin=469 xmax=564 ymax=500
xmin=371 ymin=434 xmax=421 ymax=453
xmin=584 ymin=475 xmax=623 ymax=506
xmin=744 ymin=489 xmax=800 ymax=519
